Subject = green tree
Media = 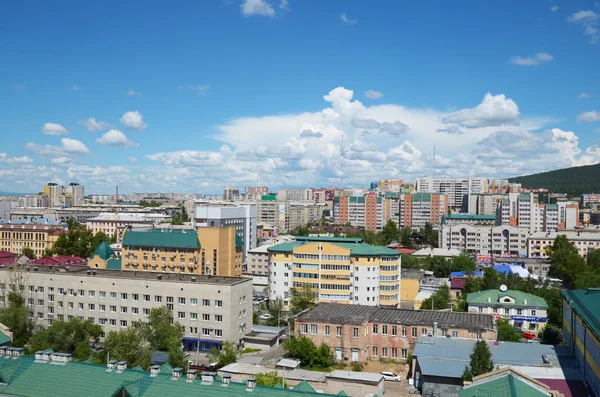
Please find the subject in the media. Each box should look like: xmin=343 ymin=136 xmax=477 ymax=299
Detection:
xmin=462 ymin=366 xmax=473 ymax=382
xmin=139 ymin=200 xmax=162 ymax=207
xmin=283 ymin=336 xmax=333 ymax=370
xmin=289 ymin=285 xmax=316 ymax=314
xmin=587 ymin=249 xmax=600 ymax=269
xmin=422 ymin=222 xmax=438 ymax=247
xmin=547 ymin=235 xmax=589 ymax=289
xmin=103 ymin=326 xmax=152 ymax=369
xmin=255 ymin=371 xmax=286 ymax=387
xmin=139 ymin=306 xmax=184 ymax=352
xmin=496 ymin=318 xmax=521 ymax=342
xmin=399 ymin=227 xmax=414 ymax=248
xmin=0 ymin=291 xmax=35 ymax=347
xmin=171 ymin=207 xmax=190 ymax=225
xmin=49 ymin=228 xmax=111 ymax=258
xmin=207 ymin=340 xmax=238 ymax=366
xmin=26 ymin=318 xmax=102 ymax=360
xmin=265 ymin=297 xmax=284 ymax=326
xmin=380 ymin=220 xmax=399 ymax=245
xmin=420 ymin=284 xmax=452 ymax=311
xmin=168 ymin=346 xmax=188 ymax=370
xmin=253 ymin=311 xmax=259 ymax=325
xmin=66 ymin=217 xmax=81 ymax=229
xmin=540 ymin=325 xmax=562 ymax=345
xmin=452 ymin=254 xmax=476 ymax=274
xmin=21 ymin=247 xmax=36 ymax=259
xmin=468 ymin=340 xmax=494 ymax=377
xmin=290 ymin=226 xmax=309 ymax=236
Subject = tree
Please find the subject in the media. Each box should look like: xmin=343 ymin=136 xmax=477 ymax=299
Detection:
xmin=66 ymin=217 xmax=81 ymax=229
xmin=171 ymin=207 xmax=190 ymax=225
xmin=399 ymin=227 xmax=414 ymax=249
xmin=452 ymin=254 xmax=476 ymax=274
xmin=255 ymin=371 xmax=286 ymax=387
xmin=587 ymin=249 xmax=600 ymax=269
xmin=380 ymin=220 xmax=399 ymax=245
xmin=207 ymin=340 xmax=238 ymax=366
xmin=420 ymin=284 xmax=452 ymax=310
xmin=468 ymin=340 xmax=494 ymax=378
xmin=139 ymin=200 xmax=162 ymax=207
xmin=103 ymin=326 xmax=152 ymax=369
xmin=49 ymin=229 xmax=111 ymax=258
xmin=0 ymin=291 xmax=35 ymax=347
xmin=496 ymin=318 xmax=521 ymax=342
xmin=21 ymin=247 xmax=36 ymax=260
xmin=540 ymin=325 xmax=562 ymax=345
xmin=547 ymin=235 xmax=589 ymax=289
xmin=422 ymin=222 xmax=438 ymax=248
xmin=26 ymin=318 xmax=102 ymax=360
xmin=168 ymin=346 xmax=188 ymax=370
xmin=462 ymin=366 xmax=473 ymax=382
xmin=265 ymin=297 xmax=284 ymax=326
xmin=289 ymin=285 xmax=316 ymax=314
xmin=282 ymin=336 xmax=333 ymax=369
xmin=290 ymin=226 xmax=309 ymax=236
xmin=139 ymin=306 xmax=184 ymax=352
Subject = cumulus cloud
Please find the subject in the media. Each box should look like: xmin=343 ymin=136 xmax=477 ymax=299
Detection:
xmin=577 ymin=111 xmax=600 ymax=123
xmin=351 ymin=118 xmax=381 ymax=129
xmin=241 ymin=0 xmax=275 ymax=17
xmin=126 ymin=89 xmax=141 ymax=96
xmin=568 ymin=10 xmax=599 ymax=44
xmin=510 ymin=53 xmax=553 ymax=66
xmin=61 ymin=138 xmax=91 ymax=155
xmin=178 ymin=85 xmax=209 ymax=95
xmin=380 ymin=121 xmax=409 ymax=136
xmin=551 ymin=6 xmax=559 ymax=12
xmin=436 ymin=125 xmax=463 ymax=134
xmin=340 ymin=12 xmax=356 ymax=25
xmin=300 ymin=129 xmax=323 ymax=138
xmin=128 ymin=156 xmax=138 ymax=163
xmin=365 ymin=90 xmax=383 ymax=99
xmin=96 ymin=130 xmax=139 ymax=147
xmin=120 ymin=111 xmax=147 ymax=130
xmin=0 ymin=153 xmax=34 ymax=164
xmin=26 ymin=138 xmax=90 ymax=157
xmin=41 ymin=123 xmax=69 ymax=136
xmin=78 ymin=117 xmax=111 ymax=132
xmin=441 ymin=92 xmax=520 ymax=128
xmin=578 ymin=92 xmax=592 ymax=99
xmin=72 ymin=85 xmax=82 ymax=91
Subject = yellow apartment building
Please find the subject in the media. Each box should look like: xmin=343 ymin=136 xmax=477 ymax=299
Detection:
xmin=0 ymin=223 xmax=65 ymax=258
xmin=267 ymin=236 xmax=401 ymax=308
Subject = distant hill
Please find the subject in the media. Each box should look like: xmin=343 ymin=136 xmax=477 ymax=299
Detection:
xmin=508 ymin=163 xmax=600 ymax=196
xmin=0 ymin=191 xmax=32 ymax=196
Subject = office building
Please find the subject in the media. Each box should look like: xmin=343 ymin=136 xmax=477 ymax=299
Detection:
xmin=0 ymin=266 xmax=253 ymax=352
xmin=438 ymin=223 xmax=528 ymax=256
xmin=333 ymin=196 xmax=383 ymax=232
xmin=414 ymin=177 xmax=488 ymax=210
xmin=0 ymin=221 xmax=65 ymax=258
xmin=527 ymin=230 xmax=600 ymax=258
xmin=268 ymin=236 xmax=401 ymax=308
xmin=295 ymin=303 xmax=495 ymax=364
xmin=0 ymin=200 xmax=10 ymax=221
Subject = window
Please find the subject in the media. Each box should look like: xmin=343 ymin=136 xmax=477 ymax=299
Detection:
xmin=58 ymin=301 xmax=63 ymax=309
xmin=121 ymin=307 xmax=128 ymax=314
xmin=190 ymin=312 xmax=198 ymax=320
xmin=215 ymin=300 xmax=223 ymax=307
xmin=202 ymin=328 xmax=210 ymax=336
xmin=215 ymin=315 xmax=223 ymax=322
xmin=412 ymin=328 xmax=417 ymax=338
xmin=88 ymin=304 xmax=95 ymax=311
xmin=143 ymin=308 xmax=150 ymax=316
xmin=178 ymin=312 xmax=185 ymax=319
xmin=109 ymin=319 xmax=116 ymax=327
xmin=382 ymin=325 xmax=388 ymax=335
xmin=68 ymin=289 xmax=75 ymax=296
xmin=517 ymin=309 xmax=523 ymax=315
xmin=155 ymin=296 xmax=162 ymax=303
xmin=68 ymin=302 xmax=74 ymax=310
xmin=48 ymin=294 xmax=54 ymax=302
xmin=178 ymin=297 xmax=185 ymax=305
xmin=372 ymin=346 xmax=378 ymax=356
xmin=110 ymin=292 xmax=116 ymax=299
xmin=202 ymin=313 xmax=210 ymax=321
xmin=121 ymin=320 xmax=127 ymax=328
xmin=392 ymin=348 xmax=398 ymax=358
xmin=132 ymin=294 xmax=139 ymax=301
xmin=215 ymin=329 xmax=222 ymax=337
xmin=531 ymin=309 xmax=536 ymax=316
xmin=402 ymin=349 xmax=408 ymax=359
xmin=504 ymin=308 xmax=510 ymax=314
xmin=353 ymin=327 xmax=358 ymax=338
xmin=337 ymin=326 xmax=342 ymax=336
xmin=452 ymin=331 xmax=458 ymax=337
xmin=310 ymin=324 xmax=317 ymax=334
xmin=78 ymin=289 xmax=85 ymax=296
xmin=392 ymin=326 xmax=398 ymax=336
xmin=382 ymin=347 xmax=387 ymax=357
xmin=478 ymin=307 xmax=483 ymax=313
xmin=37 ymin=299 xmax=43 ymax=306
xmin=301 ymin=324 xmax=308 ymax=334
xmin=78 ymin=303 xmax=83 ymax=310
xmin=166 ymin=296 xmax=173 ymax=303
xmin=325 ymin=325 xmax=330 ymax=336
xmin=132 ymin=307 xmax=139 ymax=315
xmin=100 ymin=304 xmax=106 ymax=312
xmin=421 ymin=328 xmax=427 ymax=335
xmin=190 ymin=298 xmax=198 ymax=306
xmin=373 ymin=324 xmax=378 ymax=334
xmin=110 ymin=305 xmax=116 ymax=313
xmin=144 ymin=294 xmax=150 ymax=302
xmin=99 ymin=291 xmax=106 ymax=298
xmin=89 ymin=290 xmax=95 ymax=297
xmin=99 ymin=318 xmax=106 ymax=325
xmin=202 ymin=299 xmax=210 ymax=306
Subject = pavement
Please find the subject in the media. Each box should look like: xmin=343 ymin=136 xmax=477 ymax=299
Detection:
xmin=384 ymin=379 xmax=419 ymax=396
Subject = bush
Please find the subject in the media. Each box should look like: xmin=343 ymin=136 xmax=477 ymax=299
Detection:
xmin=351 ymin=362 xmax=363 ymax=372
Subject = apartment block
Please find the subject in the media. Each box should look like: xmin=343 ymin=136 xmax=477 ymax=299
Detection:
xmin=85 ymin=213 xmax=171 ymax=237
xmin=582 ymin=194 xmax=600 ymax=208
xmin=255 ymin=198 xmax=290 ymax=232
xmin=466 ymin=193 xmax=504 ymax=216
xmin=65 ymin=183 xmax=85 ymax=206
xmin=223 ymin=188 xmax=240 ymax=201
xmin=439 ymin=224 xmax=529 ymax=256
xmin=244 ymin=186 xmax=269 ymax=200
xmin=0 ymin=222 xmax=64 ymax=258
xmin=0 ymin=200 xmax=10 ymax=221
xmin=392 ymin=193 xmax=448 ymax=228
xmin=527 ymin=230 xmax=600 ymax=258
xmin=414 ymin=177 xmax=488 ymax=210
xmin=295 ymin=303 xmax=496 ymax=363
xmin=0 ymin=267 xmax=253 ymax=352
xmin=333 ymin=196 xmax=383 ymax=232
xmin=267 ymin=236 xmax=401 ymax=308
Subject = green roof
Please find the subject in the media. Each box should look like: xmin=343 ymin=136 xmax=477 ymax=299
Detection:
xmin=296 ymin=236 xmax=363 ymax=243
xmin=106 ymin=257 xmax=122 ymax=270
xmin=444 ymin=214 xmax=496 ymax=221
xmin=267 ymin=240 xmax=400 ymax=257
xmin=467 ymin=289 xmax=548 ymax=308
xmin=294 ymin=380 xmax=316 ymax=393
xmin=0 ymin=356 xmax=339 ymax=397
xmin=123 ymin=229 xmax=200 ymax=249
xmin=235 ymin=234 xmax=244 ymax=247
xmin=261 ymin=195 xmax=277 ymax=201
xmin=91 ymin=241 xmax=114 ymax=260
xmin=337 ymin=392 xmax=349 ymax=396
xmin=460 ymin=372 xmax=550 ymax=397
xmin=562 ymin=289 xmax=600 ymax=342
xmin=0 ymin=329 xmax=12 ymax=346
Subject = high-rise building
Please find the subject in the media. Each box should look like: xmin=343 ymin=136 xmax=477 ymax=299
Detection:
xmin=0 ymin=200 xmax=10 ymax=221
xmin=333 ymin=196 xmax=384 ymax=232
xmin=65 ymin=183 xmax=84 ymax=206
xmin=388 ymin=193 xmax=448 ymax=228
xmin=222 ymin=188 xmax=240 ymax=201
xmin=467 ymin=193 xmax=504 ymax=215
xmin=414 ymin=177 xmax=488 ymax=211
xmin=244 ymin=186 xmax=269 ymax=200
xmin=43 ymin=182 xmax=63 ymax=207
xmin=439 ymin=223 xmax=529 ymax=256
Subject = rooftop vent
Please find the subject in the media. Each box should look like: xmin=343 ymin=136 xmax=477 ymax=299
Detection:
xmin=150 ymin=365 xmax=160 ymax=377
xmin=187 ymin=369 xmax=198 ymax=383
xmin=222 ymin=373 xmax=231 ymax=387
xmin=106 ymin=359 xmax=117 ymax=372
xmin=0 ymin=347 xmax=6 ymax=357
xmin=171 ymin=367 xmax=183 ymax=381
xmin=246 ymin=377 xmax=256 ymax=392
xmin=201 ymin=371 xmax=216 ymax=385
xmin=542 ymin=355 xmax=550 ymax=364
xmin=34 ymin=351 xmax=48 ymax=363
xmin=116 ymin=361 xmax=127 ymax=374
xmin=11 ymin=348 xmax=23 ymax=359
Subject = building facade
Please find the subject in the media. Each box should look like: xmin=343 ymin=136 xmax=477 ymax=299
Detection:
xmin=85 ymin=213 xmax=171 ymax=237
xmin=439 ymin=223 xmax=529 ymax=256
xmin=245 ymin=244 xmax=270 ymax=275
xmin=332 ymin=196 xmax=384 ymax=232
xmin=0 ymin=267 xmax=253 ymax=352
xmin=393 ymin=193 xmax=448 ymax=228
xmin=415 ymin=177 xmax=488 ymax=211
xmin=296 ymin=303 xmax=496 ymax=363
xmin=0 ymin=223 xmax=64 ymax=258
xmin=65 ymin=183 xmax=85 ymax=206
xmin=0 ymin=200 xmax=10 ymax=222
xmin=527 ymin=230 xmax=600 ymax=258
xmin=268 ymin=236 xmax=401 ymax=308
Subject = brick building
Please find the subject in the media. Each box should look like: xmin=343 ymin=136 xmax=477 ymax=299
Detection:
xmin=295 ymin=303 xmax=496 ymax=363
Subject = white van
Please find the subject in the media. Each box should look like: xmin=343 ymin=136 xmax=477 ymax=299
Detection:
xmin=381 ymin=371 xmax=402 ymax=382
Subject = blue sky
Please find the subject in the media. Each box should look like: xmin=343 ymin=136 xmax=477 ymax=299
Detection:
xmin=1 ymin=0 xmax=600 ymax=194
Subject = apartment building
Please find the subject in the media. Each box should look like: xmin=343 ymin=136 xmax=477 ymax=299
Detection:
xmin=86 ymin=213 xmax=171 ymax=237
xmin=88 ymin=227 xmax=243 ymax=277
xmin=65 ymin=183 xmax=85 ymax=206
xmin=527 ymin=230 xmax=600 ymax=258
xmin=466 ymin=193 xmax=504 ymax=216
xmin=0 ymin=222 xmax=64 ymax=258
xmin=267 ymin=236 xmax=401 ymax=308
xmin=333 ymin=196 xmax=384 ymax=232
xmin=562 ymin=289 xmax=600 ymax=397
xmin=582 ymin=194 xmax=600 ymax=208
xmin=244 ymin=186 xmax=268 ymax=200
xmin=193 ymin=201 xmax=257 ymax=257
xmin=0 ymin=266 xmax=253 ymax=352
xmin=0 ymin=200 xmax=10 ymax=221
xmin=439 ymin=224 xmax=529 ymax=256
xmin=295 ymin=303 xmax=496 ymax=363
xmin=377 ymin=179 xmax=404 ymax=192
xmin=223 ymin=188 xmax=240 ymax=201
xmin=277 ymin=188 xmax=315 ymax=202
xmin=414 ymin=177 xmax=488 ymax=210
xmin=43 ymin=183 xmax=62 ymax=207
xmin=245 ymin=244 xmax=271 ymax=275
xmin=392 ymin=193 xmax=448 ymax=228
xmin=288 ymin=202 xmax=327 ymax=231
xmin=497 ymin=193 xmax=579 ymax=233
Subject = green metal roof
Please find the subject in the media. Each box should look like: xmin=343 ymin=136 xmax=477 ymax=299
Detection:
xmin=235 ymin=234 xmax=244 ymax=247
xmin=296 ymin=236 xmax=363 ymax=243
xmin=337 ymin=391 xmax=349 ymax=396
xmin=562 ymin=289 xmax=600 ymax=342
xmin=123 ymin=229 xmax=200 ymax=249
xmin=91 ymin=241 xmax=114 ymax=260
xmin=459 ymin=372 xmax=550 ymax=397
xmin=261 ymin=195 xmax=277 ymax=201
xmin=267 ymin=240 xmax=400 ymax=257
xmin=0 ymin=329 xmax=12 ymax=346
xmin=444 ymin=214 xmax=496 ymax=221
xmin=0 ymin=356 xmax=340 ymax=397
xmin=467 ymin=289 xmax=548 ymax=308
xmin=412 ymin=192 xmax=431 ymax=201
xmin=294 ymin=380 xmax=316 ymax=393
xmin=106 ymin=257 xmax=122 ymax=270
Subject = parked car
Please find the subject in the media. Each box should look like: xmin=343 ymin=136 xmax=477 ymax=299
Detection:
xmin=522 ymin=332 xmax=536 ymax=340
xmin=260 ymin=313 xmax=273 ymax=320
xmin=381 ymin=371 xmax=402 ymax=382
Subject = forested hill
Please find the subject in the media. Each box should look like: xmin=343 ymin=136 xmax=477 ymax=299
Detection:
xmin=508 ymin=163 xmax=600 ymax=196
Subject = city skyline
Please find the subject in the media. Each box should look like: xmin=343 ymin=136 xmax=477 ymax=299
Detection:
xmin=2 ymin=1 xmax=600 ymax=194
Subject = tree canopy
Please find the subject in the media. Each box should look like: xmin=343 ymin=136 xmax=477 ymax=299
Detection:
xmin=420 ymin=285 xmax=452 ymax=311
xmin=207 ymin=340 xmax=238 ymax=366
xmin=49 ymin=228 xmax=112 ymax=258
xmin=289 ymin=285 xmax=316 ymax=314
xmin=171 ymin=207 xmax=190 ymax=225
xmin=496 ymin=318 xmax=521 ymax=342
xmin=21 ymin=247 xmax=36 ymax=260
xmin=282 ymin=336 xmax=334 ymax=370
xmin=463 ymin=339 xmax=494 ymax=381
xmin=0 ymin=291 xmax=35 ymax=347
xmin=27 ymin=318 xmax=102 ymax=360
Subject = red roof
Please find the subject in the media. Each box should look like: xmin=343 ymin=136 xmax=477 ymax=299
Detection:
xmin=0 ymin=251 xmax=15 ymax=258
xmin=0 ymin=251 xmax=17 ymax=266
xmin=32 ymin=256 xmax=87 ymax=266
xmin=536 ymin=378 xmax=590 ymax=397
xmin=395 ymin=248 xmax=416 ymax=254
xmin=450 ymin=278 xmax=466 ymax=290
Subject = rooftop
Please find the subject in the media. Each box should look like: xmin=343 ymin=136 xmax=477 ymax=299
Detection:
xmin=412 ymin=247 xmax=462 ymax=257
xmin=123 ymin=229 xmax=201 ymax=249
xmin=401 ymin=269 xmax=427 ymax=281
xmin=268 ymin=239 xmax=400 ymax=257
xmin=562 ymin=289 xmax=600 ymax=342
xmin=91 ymin=241 xmax=114 ymax=261
xmin=467 ymin=289 xmax=548 ymax=308
xmin=444 ymin=214 xmax=496 ymax=221
xmin=31 ymin=256 xmax=88 ymax=267
xmin=460 ymin=367 xmax=559 ymax=397
xmin=297 ymin=303 xmax=494 ymax=330
xmin=529 ymin=231 xmax=600 ymax=242
xmin=327 ymin=370 xmax=383 ymax=384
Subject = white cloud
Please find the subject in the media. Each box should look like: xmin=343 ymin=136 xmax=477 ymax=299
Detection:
xmin=568 ymin=10 xmax=599 ymax=44
xmin=26 ymin=138 xmax=90 ymax=158
xmin=578 ymin=92 xmax=592 ymax=99
xmin=72 ymin=85 xmax=82 ymax=91
xmin=78 ymin=117 xmax=111 ymax=132
xmin=41 ymin=123 xmax=69 ymax=136
xmin=241 ymin=0 xmax=275 ymax=17
xmin=120 ymin=111 xmax=147 ymax=130
xmin=441 ymin=92 xmax=520 ymax=128
xmin=177 ymin=85 xmax=210 ymax=95
xmin=61 ymin=138 xmax=91 ymax=155
xmin=0 ymin=153 xmax=34 ymax=164
xmin=96 ymin=130 xmax=139 ymax=147
xmin=51 ymin=157 xmax=71 ymax=165
xmin=436 ymin=125 xmax=463 ymax=134
xmin=510 ymin=52 xmax=553 ymax=66
xmin=577 ymin=110 xmax=600 ymax=123
xmin=340 ymin=12 xmax=357 ymax=25
xmin=279 ymin=0 xmax=289 ymax=10
xmin=126 ymin=89 xmax=141 ymax=96
xmin=365 ymin=90 xmax=383 ymax=99
xmin=128 ymin=156 xmax=138 ymax=163
xmin=10 ymin=84 xmax=25 ymax=90
xmin=300 ymin=129 xmax=323 ymax=138
xmin=551 ymin=6 xmax=559 ymax=12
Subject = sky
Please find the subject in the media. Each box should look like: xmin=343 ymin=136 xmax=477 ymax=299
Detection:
xmin=1 ymin=0 xmax=600 ymax=194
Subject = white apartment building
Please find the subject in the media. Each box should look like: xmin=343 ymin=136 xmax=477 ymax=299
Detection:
xmin=245 ymin=244 xmax=270 ymax=275
xmin=288 ymin=201 xmax=328 ymax=231
xmin=193 ymin=201 xmax=257 ymax=257
xmin=65 ymin=183 xmax=85 ymax=206
xmin=439 ymin=223 xmax=529 ymax=256
xmin=254 ymin=199 xmax=289 ymax=233
xmin=277 ymin=188 xmax=315 ymax=202
xmin=0 ymin=200 xmax=10 ymax=222
xmin=414 ymin=177 xmax=488 ymax=210
xmin=0 ymin=267 xmax=253 ymax=352
xmin=85 ymin=213 xmax=172 ymax=237
xmin=527 ymin=230 xmax=600 ymax=258
xmin=497 ymin=193 xmax=579 ymax=233
xmin=467 ymin=194 xmax=504 ymax=216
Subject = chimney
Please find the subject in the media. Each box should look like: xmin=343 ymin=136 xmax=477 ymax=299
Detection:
xmin=524 ymin=299 xmax=527 ymax=305
xmin=171 ymin=367 xmax=183 ymax=381
xmin=222 ymin=374 xmax=232 ymax=387
xmin=246 ymin=377 xmax=256 ymax=392
xmin=116 ymin=361 xmax=127 ymax=374
xmin=106 ymin=360 xmax=117 ymax=372
xmin=487 ymin=297 xmax=491 ymax=303
xmin=150 ymin=365 xmax=160 ymax=377
xmin=433 ymin=322 xmax=438 ymax=337
xmin=201 ymin=371 xmax=217 ymax=384
xmin=187 ymin=369 xmax=198 ymax=383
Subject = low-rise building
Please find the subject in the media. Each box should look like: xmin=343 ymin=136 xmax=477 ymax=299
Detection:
xmin=527 ymin=230 xmax=600 ymax=258
xmin=85 ymin=212 xmax=171 ymax=237
xmin=295 ymin=303 xmax=496 ymax=364
xmin=412 ymin=247 xmax=462 ymax=259
xmin=0 ymin=221 xmax=65 ymax=258
xmin=467 ymin=288 xmax=548 ymax=332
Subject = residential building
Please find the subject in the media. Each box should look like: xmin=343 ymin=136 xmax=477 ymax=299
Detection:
xmin=193 ymin=201 xmax=257 ymax=258
xmin=412 ymin=247 xmax=461 ymax=259
xmin=64 ymin=183 xmax=84 ymax=206
xmin=399 ymin=269 xmax=428 ymax=303
xmin=441 ymin=213 xmax=496 ymax=226
xmin=562 ymin=288 xmax=600 ymax=397
xmin=466 ymin=193 xmax=504 ymax=216
xmin=487 ymin=179 xmax=511 ymax=194
xmin=245 ymin=244 xmax=270 ymax=275
xmin=395 ymin=193 xmax=448 ymax=228
xmin=244 ymin=186 xmax=268 ymax=200
xmin=377 ymin=179 xmax=404 ymax=192
xmin=582 ymin=193 xmax=600 ymax=208
xmin=277 ymin=188 xmax=315 ymax=202
xmin=496 ymin=193 xmax=578 ymax=233
xmin=88 ymin=227 xmax=243 ymax=277
xmin=267 ymin=236 xmax=401 ymax=307
xmin=527 ymin=230 xmax=600 ymax=258
xmin=295 ymin=303 xmax=496 ymax=364
xmin=288 ymin=202 xmax=327 ymax=231
xmin=0 ymin=200 xmax=10 ymax=221
xmin=0 ymin=222 xmax=64 ymax=258
xmin=223 ymin=187 xmax=240 ymax=201
xmin=254 ymin=197 xmax=289 ymax=232
xmin=414 ymin=177 xmax=488 ymax=211
xmin=467 ymin=289 xmax=548 ymax=332
xmin=332 ymin=196 xmax=384 ymax=232
xmin=85 ymin=213 xmax=171 ymax=237
xmin=0 ymin=266 xmax=252 ymax=353
xmin=43 ymin=182 xmax=62 ymax=207
xmin=438 ymin=224 xmax=529 ymax=256
xmin=20 ymin=194 xmax=50 ymax=208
